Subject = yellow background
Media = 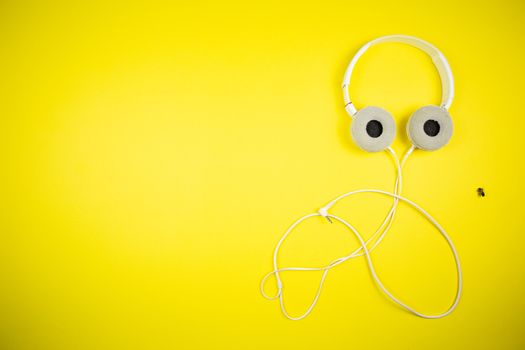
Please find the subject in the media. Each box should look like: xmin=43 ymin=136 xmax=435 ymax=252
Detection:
xmin=1 ymin=1 xmax=524 ymax=349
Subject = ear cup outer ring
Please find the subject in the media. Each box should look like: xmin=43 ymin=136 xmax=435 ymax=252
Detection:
xmin=351 ymin=106 xmax=396 ymax=152
xmin=407 ymin=105 xmax=453 ymax=151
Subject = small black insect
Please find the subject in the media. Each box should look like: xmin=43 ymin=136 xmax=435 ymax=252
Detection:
xmin=477 ymin=188 xmax=485 ymax=197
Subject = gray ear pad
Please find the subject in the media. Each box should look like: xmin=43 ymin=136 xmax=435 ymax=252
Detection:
xmin=351 ymin=106 xmax=396 ymax=152
xmin=407 ymin=105 xmax=453 ymax=151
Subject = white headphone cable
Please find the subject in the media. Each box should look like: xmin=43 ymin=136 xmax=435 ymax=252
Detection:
xmin=260 ymin=146 xmax=462 ymax=320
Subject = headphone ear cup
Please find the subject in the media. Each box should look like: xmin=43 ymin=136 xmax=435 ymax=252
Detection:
xmin=407 ymin=106 xmax=453 ymax=151
xmin=351 ymin=106 xmax=396 ymax=152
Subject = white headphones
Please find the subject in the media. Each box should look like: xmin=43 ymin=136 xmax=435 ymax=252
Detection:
xmin=261 ymin=35 xmax=462 ymax=321
xmin=344 ymin=35 xmax=454 ymax=152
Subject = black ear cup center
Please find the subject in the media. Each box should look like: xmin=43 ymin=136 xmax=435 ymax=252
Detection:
xmin=366 ymin=120 xmax=383 ymax=138
xmin=423 ymin=119 xmax=440 ymax=137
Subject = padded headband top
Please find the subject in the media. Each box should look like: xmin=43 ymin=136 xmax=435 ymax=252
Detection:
xmin=342 ymin=35 xmax=454 ymax=117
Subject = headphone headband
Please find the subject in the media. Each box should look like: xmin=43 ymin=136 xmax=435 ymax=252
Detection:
xmin=342 ymin=35 xmax=454 ymax=117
